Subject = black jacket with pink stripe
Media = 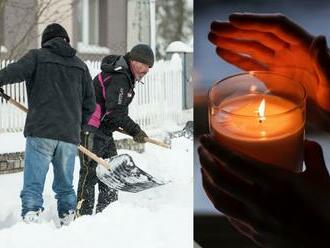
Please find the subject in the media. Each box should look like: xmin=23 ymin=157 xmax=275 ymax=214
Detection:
xmin=86 ymin=55 xmax=141 ymax=137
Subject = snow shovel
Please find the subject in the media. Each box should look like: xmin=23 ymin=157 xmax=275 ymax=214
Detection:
xmin=116 ymin=128 xmax=171 ymax=149
xmin=0 ymin=88 xmax=165 ymax=192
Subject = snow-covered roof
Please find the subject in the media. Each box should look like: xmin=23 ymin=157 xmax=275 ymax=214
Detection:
xmin=166 ymin=41 xmax=193 ymax=53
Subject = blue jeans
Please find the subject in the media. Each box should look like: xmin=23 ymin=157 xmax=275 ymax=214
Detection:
xmin=20 ymin=137 xmax=77 ymax=218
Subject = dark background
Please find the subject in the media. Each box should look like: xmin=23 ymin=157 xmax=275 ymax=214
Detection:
xmin=193 ymin=0 xmax=330 ymax=247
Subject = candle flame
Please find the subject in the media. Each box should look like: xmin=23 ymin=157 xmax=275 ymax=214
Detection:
xmin=258 ymin=99 xmax=266 ymax=122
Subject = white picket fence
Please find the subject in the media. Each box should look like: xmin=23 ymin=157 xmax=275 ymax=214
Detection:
xmin=0 ymin=54 xmax=192 ymax=133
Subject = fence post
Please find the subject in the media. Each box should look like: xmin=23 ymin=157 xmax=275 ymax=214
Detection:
xmin=0 ymin=58 xmax=189 ymax=133
xmin=166 ymin=41 xmax=193 ymax=110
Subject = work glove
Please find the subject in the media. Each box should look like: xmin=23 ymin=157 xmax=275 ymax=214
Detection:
xmin=133 ymin=129 xmax=148 ymax=143
xmin=0 ymin=88 xmax=5 ymax=97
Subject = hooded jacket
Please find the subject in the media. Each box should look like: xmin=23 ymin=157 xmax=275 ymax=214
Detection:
xmin=0 ymin=37 xmax=96 ymax=144
xmin=86 ymin=55 xmax=141 ymax=136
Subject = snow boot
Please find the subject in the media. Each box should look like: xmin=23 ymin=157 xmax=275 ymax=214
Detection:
xmin=23 ymin=209 xmax=42 ymax=224
xmin=60 ymin=209 xmax=75 ymax=226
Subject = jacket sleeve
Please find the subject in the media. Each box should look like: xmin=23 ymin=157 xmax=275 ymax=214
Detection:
xmin=81 ymin=69 xmax=96 ymax=125
xmin=102 ymin=73 xmax=141 ymax=136
xmin=0 ymin=50 xmax=37 ymax=86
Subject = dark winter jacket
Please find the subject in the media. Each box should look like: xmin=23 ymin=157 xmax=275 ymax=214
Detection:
xmin=0 ymin=37 xmax=96 ymax=144
xmin=86 ymin=55 xmax=141 ymax=136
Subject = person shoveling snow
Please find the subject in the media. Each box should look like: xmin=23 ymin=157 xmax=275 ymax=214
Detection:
xmin=0 ymin=26 xmax=164 ymax=225
xmin=76 ymin=44 xmax=156 ymax=216
xmin=0 ymin=23 xmax=96 ymax=225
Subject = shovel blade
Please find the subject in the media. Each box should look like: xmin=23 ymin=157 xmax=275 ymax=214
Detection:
xmin=96 ymin=154 xmax=165 ymax=193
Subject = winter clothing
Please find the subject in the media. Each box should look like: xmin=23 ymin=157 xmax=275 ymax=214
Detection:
xmin=133 ymin=129 xmax=148 ymax=143
xmin=60 ymin=210 xmax=75 ymax=226
xmin=128 ymin=44 xmax=154 ymax=68
xmin=21 ymin=137 xmax=77 ymax=218
xmin=0 ymin=37 xmax=96 ymax=145
xmin=41 ymin=23 xmax=70 ymax=45
xmin=76 ymin=130 xmax=118 ymax=216
xmin=23 ymin=209 xmax=43 ymax=224
xmin=88 ymin=54 xmax=142 ymax=136
xmin=0 ymin=35 xmax=95 ymax=221
xmin=77 ymin=54 xmax=150 ymax=216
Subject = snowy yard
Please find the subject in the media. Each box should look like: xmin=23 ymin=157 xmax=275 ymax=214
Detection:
xmin=0 ymin=132 xmax=193 ymax=248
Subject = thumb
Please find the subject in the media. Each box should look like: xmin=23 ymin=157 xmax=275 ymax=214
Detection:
xmin=310 ymin=35 xmax=330 ymax=78
xmin=312 ymin=36 xmax=330 ymax=111
xmin=304 ymin=140 xmax=329 ymax=181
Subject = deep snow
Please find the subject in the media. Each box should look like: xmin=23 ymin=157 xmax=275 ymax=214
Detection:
xmin=0 ymin=132 xmax=193 ymax=248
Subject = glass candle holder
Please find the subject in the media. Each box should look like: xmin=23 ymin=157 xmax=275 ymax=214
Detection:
xmin=208 ymin=71 xmax=306 ymax=172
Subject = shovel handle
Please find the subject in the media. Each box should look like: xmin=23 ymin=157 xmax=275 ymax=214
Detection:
xmin=117 ymin=128 xmax=171 ymax=149
xmin=8 ymin=99 xmax=28 ymax=112
xmin=0 ymin=89 xmax=112 ymax=170
xmin=78 ymin=145 xmax=110 ymax=169
xmin=144 ymin=137 xmax=171 ymax=149
xmin=0 ymin=88 xmax=28 ymax=113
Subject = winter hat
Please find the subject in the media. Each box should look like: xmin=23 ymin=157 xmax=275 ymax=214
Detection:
xmin=41 ymin=23 xmax=70 ymax=46
xmin=128 ymin=44 xmax=154 ymax=68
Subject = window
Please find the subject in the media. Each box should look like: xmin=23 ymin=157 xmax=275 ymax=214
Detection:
xmin=0 ymin=6 xmax=4 ymax=46
xmin=77 ymin=0 xmax=99 ymax=45
xmin=0 ymin=6 xmax=7 ymax=55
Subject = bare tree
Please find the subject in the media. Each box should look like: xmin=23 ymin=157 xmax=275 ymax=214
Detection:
xmin=0 ymin=0 xmax=77 ymax=60
xmin=156 ymin=0 xmax=193 ymax=59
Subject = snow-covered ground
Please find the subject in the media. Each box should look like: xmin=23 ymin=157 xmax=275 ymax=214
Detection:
xmin=0 ymin=132 xmax=193 ymax=248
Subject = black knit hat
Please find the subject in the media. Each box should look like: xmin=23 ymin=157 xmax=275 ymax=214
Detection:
xmin=128 ymin=44 xmax=154 ymax=68
xmin=41 ymin=23 xmax=70 ymax=46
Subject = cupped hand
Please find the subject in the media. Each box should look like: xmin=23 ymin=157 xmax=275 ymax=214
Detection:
xmin=209 ymin=13 xmax=330 ymax=112
xmin=199 ymin=134 xmax=330 ymax=247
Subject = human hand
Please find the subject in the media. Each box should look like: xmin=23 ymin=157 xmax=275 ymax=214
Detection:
xmin=198 ymin=135 xmax=330 ymax=247
xmin=209 ymin=13 xmax=330 ymax=113
xmin=133 ymin=129 xmax=148 ymax=143
xmin=0 ymin=87 xmax=9 ymax=101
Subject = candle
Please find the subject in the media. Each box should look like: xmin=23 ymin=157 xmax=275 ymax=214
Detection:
xmin=210 ymin=93 xmax=305 ymax=172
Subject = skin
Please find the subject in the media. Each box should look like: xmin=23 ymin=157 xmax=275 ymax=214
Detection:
xmin=130 ymin=60 xmax=150 ymax=81
xmin=199 ymin=135 xmax=330 ymax=247
xmin=208 ymin=13 xmax=330 ymax=112
xmin=199 ymin=13 xmax=330 ymax=246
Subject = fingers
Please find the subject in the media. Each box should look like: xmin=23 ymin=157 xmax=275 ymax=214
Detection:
xmin=210 ymin=21 xmax=290 ymax=51
xmin=227 ymin=218 xmax=261 ymax=246
xmin=304 ymin=139 xmax=329 ymax=180
xmin=199 ymin=134 xmax=279 ymax=185
xmin=311 ymin=35 xmax=330 ymax=111
xmin=229 ymin=13 xmax=313 ymax=46
xmin=312 ymin=35 xmax=330 ymax=86
xmin=198 ymin=145 xmax=256 ymax=204
xmin=201 ymin=168 xmax=256 ymax=224
xmin=216 ymin=48 xmax=268 ymax=71
xmin=209 ymin=33 xmax=275 ymax=62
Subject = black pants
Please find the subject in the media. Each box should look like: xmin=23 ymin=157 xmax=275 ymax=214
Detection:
xmin=76 ymin=131 xmax=118 ymax=216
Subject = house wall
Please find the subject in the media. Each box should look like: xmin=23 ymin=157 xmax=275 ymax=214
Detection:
xmin=0 ymin=0 xmax=153 ymax=60
xmin=105 ymin=0 xmax=127 ymax=54
xmin=127 ymin=0 xmax=151 ymax=51
xmin=38 ymin=0 xmax=74 ymax=48
xmin=2 ymin=0 xmax=38 ymax=59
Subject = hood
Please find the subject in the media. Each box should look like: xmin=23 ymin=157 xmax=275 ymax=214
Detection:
xmin=101 ymin=55 xmax=130 ymax=73
xmin=42 ymin=37 xmax=76 ymax=57
xmin=101 ymin=55 xmax=134 ymax=86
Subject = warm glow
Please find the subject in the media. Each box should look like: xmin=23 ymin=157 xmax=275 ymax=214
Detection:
xmin=249 ymin=85 xmax=257 ymax=92
xmin=258 ymin=99 xmax=266 ymax=121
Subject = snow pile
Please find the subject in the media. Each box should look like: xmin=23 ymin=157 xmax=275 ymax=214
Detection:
xmin=0 ymin=133 xmax=193 ymax=248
